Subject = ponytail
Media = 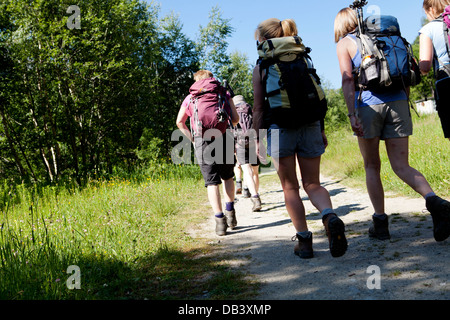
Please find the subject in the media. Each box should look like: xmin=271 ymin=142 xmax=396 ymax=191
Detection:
xmin=255 ymin=18 xmax=298 ymax=41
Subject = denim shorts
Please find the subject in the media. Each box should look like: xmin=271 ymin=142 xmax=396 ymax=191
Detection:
xmin=267 ymin=121 xmax=325 ymax=159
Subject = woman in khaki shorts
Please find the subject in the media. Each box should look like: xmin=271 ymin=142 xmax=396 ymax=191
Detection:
xmin=335 ymin=7 xmax=450 ymax=242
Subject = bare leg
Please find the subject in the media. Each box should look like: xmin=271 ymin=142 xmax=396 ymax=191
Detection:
xmin=358 ymin=137 xmax=385 ymax=214
xmin=385 ymin=137 xmax=433 ymax=197
xmin=273 ymin=155 xmax=307 ymax=232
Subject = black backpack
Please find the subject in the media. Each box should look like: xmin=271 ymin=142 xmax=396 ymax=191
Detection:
xmin=257 ymin=36 xmax=327 ymax=129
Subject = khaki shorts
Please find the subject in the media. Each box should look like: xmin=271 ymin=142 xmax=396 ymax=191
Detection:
xmin=356 ymin=100 xmax=412 ymax=140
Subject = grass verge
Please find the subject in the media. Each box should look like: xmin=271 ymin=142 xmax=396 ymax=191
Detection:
xmin=0 ymin=164 xmax=258 ymax=300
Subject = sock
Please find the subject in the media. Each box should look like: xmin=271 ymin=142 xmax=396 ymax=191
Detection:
xmin=373 ymin=213 xmax=387 ymax=220
xmin=215 ymin=212 xmax=224 ymax=218
xmin=225 ymin=202 xmax=234 ymax=211
xmin=424 ymin=192 xmax=436 ymax=200
xmin=321 ymin=208 xmax=335 ymax=217
xmin=252 ymin=194 xmax=259 ymax=198
xmin=296 ymin=230 xmax=312 ymax=238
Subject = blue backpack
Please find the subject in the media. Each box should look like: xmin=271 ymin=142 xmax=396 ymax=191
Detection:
xmin=354 ymin=15 xmax=421 ymax=92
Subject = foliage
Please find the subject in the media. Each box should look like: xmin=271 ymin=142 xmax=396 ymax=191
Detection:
xmin=324 ymin=87 xmax=348 ymax=129
xmin=0 ymin=0 xmax=201 ymax=184
xmin=409 ymin=17 xmax=436 ymax=102
xmin=197 ymin=5 xmax=234 ymax=78
xmin=220 ymin=51 xmax=254 ymax=104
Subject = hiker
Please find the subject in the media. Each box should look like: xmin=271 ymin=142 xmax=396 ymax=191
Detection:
xmin=335 ymin=7 xmax=450 ymax=242
xmin=233 ymin=95 xmax=262 ymax=212
xmin=419 ymin=0 xmax=450 ymax=141
xmin=252 ymin=18 xmax=348 ymax=259
xmin=176 ymin=70 xmax=240 ymax=236
xmin=234 ymin=162 xmax=252 ymax=198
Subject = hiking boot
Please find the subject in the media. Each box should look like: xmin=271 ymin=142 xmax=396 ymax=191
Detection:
xmin=292 ymin=232 xmax=314 ymax=259
xmin=251 ymin=196 xmax=262 ymax=212
xmin=426 ymin=195 xmax=450 ymax=242
xmin=368 ymin=214 xmax=391 ymax=240
xmin=322 ymin=213 xmax=348 ymax=258
xmin=224 ymin=209 xmax=237 ymax=230
xmin=242 ymin=188 xmax=251 ymax=198
xmin=236 ymin=181 xmax=242 ymax=195
xmin=215 ymin=216 xmax=228 ymax=236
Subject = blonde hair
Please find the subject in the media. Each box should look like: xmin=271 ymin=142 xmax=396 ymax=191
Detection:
xmin=193 ymin=70 xmax=213 ymax=81
xmin=334 ymin=8 xmax=358 ymax=43
xmin=423 ymin=0 xmax=450 ymax=19
xmin=255 ymin=18 xmax=298 ymax=41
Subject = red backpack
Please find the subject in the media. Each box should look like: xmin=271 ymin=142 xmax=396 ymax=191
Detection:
xmin=189 ymin=78 xmax=230 ymax=137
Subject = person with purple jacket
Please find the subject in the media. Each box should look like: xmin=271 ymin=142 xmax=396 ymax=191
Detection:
xmin=176 ymin=70 xmax=239 ymax=236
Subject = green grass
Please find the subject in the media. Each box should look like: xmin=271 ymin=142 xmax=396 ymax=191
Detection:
xmin=322 ymin=112 xmax=450 ymax=198
xmin=0 ymin=164 xmax=258 ymax=300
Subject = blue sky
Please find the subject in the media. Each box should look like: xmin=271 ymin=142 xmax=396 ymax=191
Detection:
xmin=154 ymin=0 xmax=426 ymax=89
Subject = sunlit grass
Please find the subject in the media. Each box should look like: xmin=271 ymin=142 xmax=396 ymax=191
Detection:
xmin=0 ymin=164 xmax=257 ymax=300
xmin=322 ymin=112 xmax=450 ymax=198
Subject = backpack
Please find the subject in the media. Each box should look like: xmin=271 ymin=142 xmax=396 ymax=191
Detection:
xmin=234 ymin=101 xmax=254 ymax=147
xmin=189 ymin=78 xmax=230 ymax=137
xmin=353 ymin=15 xmax=421 ymax=93
xmin=432 ymin=7 xmax=450 ymax=105
xmin=436 ymin=6 xmax=450 ymax=76
xmin=257 ymin=36 xmax=328 ymax=129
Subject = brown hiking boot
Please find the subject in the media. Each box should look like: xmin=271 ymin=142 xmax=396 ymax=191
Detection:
xmin=292 ymin=232 xmax=314 ymax=259
xmin=251 ymin=196 xmax=262 ymax=212
xmin=215 ymin=216 xmax=228 ymax=236
xmin=368 ymin=214 xmax=391 ymax=240
xmin=224 ymin=209 xmax=237 ymax=230
xmin=322 ymin=213 xmax=348 ymax=258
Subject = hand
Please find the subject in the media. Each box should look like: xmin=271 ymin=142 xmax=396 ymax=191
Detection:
xmin=350 ymin=115 xmax=364 ymax=137
xmin=321 ymin=131 xmax=328 ymax=148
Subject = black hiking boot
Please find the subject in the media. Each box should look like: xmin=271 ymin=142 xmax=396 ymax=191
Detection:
xmin=292 ymin=232 xmax=314 ymax=259
xmin=322 ymin=213 xmax=348 ymax=258
xmin=368 ymin=214 xmax=391 ymax=240
xmin=426 ymin=195 xmax=450 ymax=242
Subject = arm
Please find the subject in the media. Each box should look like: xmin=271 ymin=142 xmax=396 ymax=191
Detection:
xmin=252 ymin=65 xmax=265 ymax=134
xmin=336 ymin=38 xmax=364 ymax=137
xmin=228 ymin=98 xmax=240 ymax=127
xmin=176 ymin=105 xmax=193 ymax=142
xmin=419 ymin=33 xmax=434 ymax=75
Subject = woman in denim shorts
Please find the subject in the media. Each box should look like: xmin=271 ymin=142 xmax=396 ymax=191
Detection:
xmin=252 ymin=18 xmax=348 ymax=259
xmin=335 ymin=7 xmax=450 ymax=242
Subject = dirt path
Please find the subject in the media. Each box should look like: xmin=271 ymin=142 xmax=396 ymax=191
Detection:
xmin=195 ymin=169 xmax=450 ymax=300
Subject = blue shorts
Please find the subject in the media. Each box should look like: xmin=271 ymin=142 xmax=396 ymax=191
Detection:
xmin=267 ymin=122 xmax=325 ymax=159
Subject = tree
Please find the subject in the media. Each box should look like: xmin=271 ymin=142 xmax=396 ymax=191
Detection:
xmin=409 ymin=17 xmax=436 ymax=102
xmin=1 ymin=0 xmax=163 ymax=182
xmin=197 ymin=6 xmax=234 ymax=77
xmin=219 ymin=51 xmax=254 ymax=103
